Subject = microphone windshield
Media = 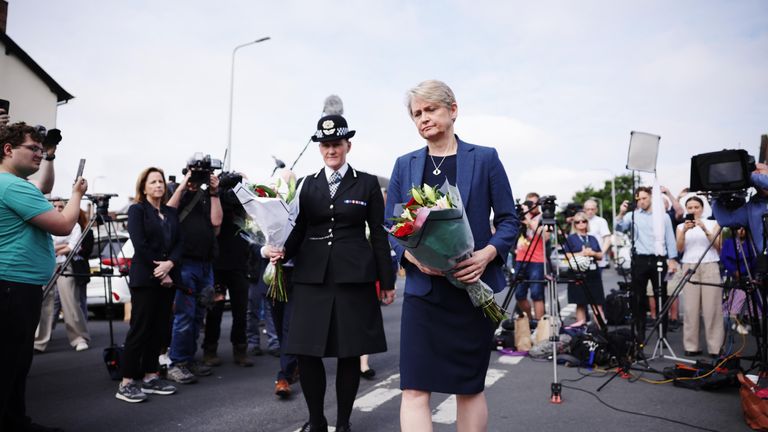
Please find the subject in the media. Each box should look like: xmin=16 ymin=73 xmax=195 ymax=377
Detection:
xmin=322 ymin=95 xmax=344 ymax=116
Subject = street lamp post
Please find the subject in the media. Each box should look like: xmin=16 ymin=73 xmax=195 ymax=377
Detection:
xmin=224 ymin=36 xmax=271 ymax=172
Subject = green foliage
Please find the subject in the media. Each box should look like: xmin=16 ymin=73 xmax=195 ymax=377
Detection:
xmin=570 ymin=174 xmax=639 ymax=220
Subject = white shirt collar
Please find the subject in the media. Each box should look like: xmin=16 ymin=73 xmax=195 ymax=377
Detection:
xmin=324 ymin=163 xmax=349 ymax=182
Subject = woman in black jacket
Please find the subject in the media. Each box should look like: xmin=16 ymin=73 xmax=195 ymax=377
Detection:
xmin=116 ymin=167 xmax=183 ymax=403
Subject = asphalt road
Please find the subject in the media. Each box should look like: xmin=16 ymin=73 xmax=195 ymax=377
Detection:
xmin=27 ymin=269 xmax=751 ymax=431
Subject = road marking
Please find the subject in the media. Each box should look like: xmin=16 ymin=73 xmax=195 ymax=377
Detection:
xmin=432 ymin=369 xmax=507 ymax=424
xmin=353 ymin=373 xmax=401 ymax=412
xmin=498 ymin=355 xmax=524 ymax=365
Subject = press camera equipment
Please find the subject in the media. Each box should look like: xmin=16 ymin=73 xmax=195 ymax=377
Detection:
xmin=515 ymin=199 xmax=537 ymax=220
xmin=539 ymin=195 xmax=557 ymax=224
xmin=32 ymin=125 xmax=63 ymax=147
xmin=87 ymin=193 xmax=118 ymax=218
xmin=563 ymin=202 xmax=583 ymax=219
xmin=218 ymin=171 xmax=243 ymax=191
xmin=182 ymin=153 xmax=223 ymax=185
xmin=690 ymin=149 xmax=756 ymax=210
xmin=690 ymin=149 xmax=755 ymax=193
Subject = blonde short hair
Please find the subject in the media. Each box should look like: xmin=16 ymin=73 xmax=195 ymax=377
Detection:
xmin=405 ymin=79 xmax=456 ymax=115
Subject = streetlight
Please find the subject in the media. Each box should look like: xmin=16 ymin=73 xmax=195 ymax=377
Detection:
xmin=224 ymin=36 xmax=271 ymax=172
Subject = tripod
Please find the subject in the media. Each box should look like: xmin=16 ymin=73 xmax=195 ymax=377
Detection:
xmin=503 ymin=207 xmax=608 ymax=403
xmin=44 ymin=194 xmax=129 ymax=349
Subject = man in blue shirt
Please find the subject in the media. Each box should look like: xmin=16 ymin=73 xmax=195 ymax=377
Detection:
xmin=0 ymin=122 xmax=87 ymax=432
xmin=616 ymin=186 xmax=678 ymax=345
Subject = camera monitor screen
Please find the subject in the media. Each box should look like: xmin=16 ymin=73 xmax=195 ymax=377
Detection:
xmin=709 ymin=161 xmax=744 ymax=184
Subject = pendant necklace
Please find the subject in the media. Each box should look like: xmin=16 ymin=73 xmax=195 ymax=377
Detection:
xmin=429 ymin=144 xmax=455 ymax=176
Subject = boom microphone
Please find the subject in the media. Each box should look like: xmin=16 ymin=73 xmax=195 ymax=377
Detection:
xmin=289 ymin=95 xmax=345 ymax=170
xmin=322 ymin=95 xmax=344 ymax=116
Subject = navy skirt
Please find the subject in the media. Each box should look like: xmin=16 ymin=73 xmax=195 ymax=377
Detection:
xmin=400 ymin=276 xmax=496 ymax=394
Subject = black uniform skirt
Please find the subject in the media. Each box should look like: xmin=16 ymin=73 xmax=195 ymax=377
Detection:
xmin=400 ymin=277 xmax=496 ymax=395
xmin=285 ymin=262 xmax=387 ymax=358
xmin=567 ymin=269 xmax=605 ymax=305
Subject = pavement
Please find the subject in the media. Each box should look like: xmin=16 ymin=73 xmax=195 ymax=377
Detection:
xmin=26 ymin=268 xmax=753 ymax=431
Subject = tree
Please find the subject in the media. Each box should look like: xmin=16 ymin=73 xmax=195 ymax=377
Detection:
xmin=571 ymin=174 xmax=639 ymax=221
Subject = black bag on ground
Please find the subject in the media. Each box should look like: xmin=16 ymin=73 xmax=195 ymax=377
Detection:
xmin=604 ymin=289 xmax=632 ymax=325
xmin=605 ymin=328 xmax=634 ymax=361
xmin=662 ymin=358 xmax=741 ymax=391
xmin=492 ymin=319 xmax=515 ymax=350
xmin=569 ymin=332 xmax=610 ymax=367
xmin=103 ymin=345 xmax=124 ymax=381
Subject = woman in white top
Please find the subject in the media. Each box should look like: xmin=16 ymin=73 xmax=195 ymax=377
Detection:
xmin=676 ymin=196 xmax=723 ymax=357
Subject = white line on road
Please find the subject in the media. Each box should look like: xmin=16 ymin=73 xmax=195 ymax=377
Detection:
xmin=353 ymin=373 xmax=401 ymax=412
xmin=432 ymin=368 xmax=507 ymax=424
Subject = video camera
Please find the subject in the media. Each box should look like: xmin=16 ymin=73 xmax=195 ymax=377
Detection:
xmin=539 ymin=195 xmax=557 ymax=224
xmin=182 ymin=153 xmax=222 ymax=185
xmin=690 ymin=149 xmax=756 ymax=210
xmin=515 ymin=199 xmax=536 ymax=220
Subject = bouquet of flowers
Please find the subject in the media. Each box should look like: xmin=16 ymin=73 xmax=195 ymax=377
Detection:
xmin=388 ymin=182 xmax=506 ymax=324
xmin=233 ymin=174 xmax=298 ymax=302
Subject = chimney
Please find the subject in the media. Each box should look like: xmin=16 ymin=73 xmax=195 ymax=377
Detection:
xmin=0 ymin=1 xmax=7 ymax=34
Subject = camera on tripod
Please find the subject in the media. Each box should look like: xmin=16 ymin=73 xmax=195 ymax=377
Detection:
xmin=515 ymin=199 xmax=536 ymax=220
xmin=539 ymin=195 xmax=557 ymax=224
xmin=690 ymin=149 xmax=755 ymax=210
xmin=182 ymin=153 xmax=223 ymax=185
xmin=85 ymin=193 xmax=118 ymax=219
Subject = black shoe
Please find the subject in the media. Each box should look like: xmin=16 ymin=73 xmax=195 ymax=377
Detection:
xmin=684 ymin=350 xmax=702 ymax=357
xmin=360 ymin=368 xmax=376 ymax=380
xmin=668 ymin=320 xmax=681 ymax=331
xmin=268 ymin=347 xmax=281 ymax=357
xmin=299 ymin=421 xmax=328 ymax=432
xmin=249 ymin=346 xmax=264 ymax=356
xmin=336 ymin=423 xmax=351 ymax=432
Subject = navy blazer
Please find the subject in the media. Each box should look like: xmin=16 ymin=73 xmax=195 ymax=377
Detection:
xmin=126 ymin=200 xmax=183 ymax=288
xmin=384 ymin=137 xmax=519 ymax=296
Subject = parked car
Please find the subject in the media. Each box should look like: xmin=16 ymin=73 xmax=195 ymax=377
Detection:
xmin=86 ymin=228 xmax=132 ymax=317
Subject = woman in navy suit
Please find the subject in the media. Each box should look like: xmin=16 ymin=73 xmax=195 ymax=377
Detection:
xmin=270 ymin=114 xmax=395 ymax=432
xmin=116 ymin=167 xmax=183 ymax=403
xmin=385 ymin=80 xmax=518 ymax=431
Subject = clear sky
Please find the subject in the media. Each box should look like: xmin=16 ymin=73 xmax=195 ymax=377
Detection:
xmin=5 ymin=0 xmax=767 ymax=210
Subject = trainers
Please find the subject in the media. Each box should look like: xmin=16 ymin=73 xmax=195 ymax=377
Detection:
xmin=166 ymin=363 xmax=198 ymax=384
xmin=188 ymin=360 xmax=213 ymax=377
xmin=115 ymin=382 xmax=148 ymax=403
xmin=74 ymin=342 xmax=89 ymax=352
xmin=141 ymin=377 xmax=177 ymax=395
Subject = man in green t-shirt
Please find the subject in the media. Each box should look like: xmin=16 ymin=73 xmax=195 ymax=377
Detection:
xmin=0 ymin=122 xmax=87 ymax=432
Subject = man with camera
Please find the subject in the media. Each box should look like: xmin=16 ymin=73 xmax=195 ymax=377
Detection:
xmin=165 ymin=158 xmax=223 ymax=384
xmin=616 ymin=186 xmax=678 ymax=345
xmin=202 ymin=171 xmax=256 ymax=368
xmin=1 ymin=122 xmax=87 ymax=432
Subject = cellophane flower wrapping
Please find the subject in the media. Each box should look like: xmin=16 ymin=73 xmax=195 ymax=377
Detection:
xmin=233 ymin=177 xmax=298 ymax=302
xmin=388 ymin=181 xmax=506 ymax=324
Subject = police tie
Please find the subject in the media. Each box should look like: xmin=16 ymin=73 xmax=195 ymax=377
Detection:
xmin=329 ymin=171 xmax=342 ymax=198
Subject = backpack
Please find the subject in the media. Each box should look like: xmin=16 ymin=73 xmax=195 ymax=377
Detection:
xmin=604 ymin=289 xmax=632 ymax=325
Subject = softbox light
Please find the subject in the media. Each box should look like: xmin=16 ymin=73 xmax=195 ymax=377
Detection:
xmin=626 ymin=131 xmax=661 ymax=173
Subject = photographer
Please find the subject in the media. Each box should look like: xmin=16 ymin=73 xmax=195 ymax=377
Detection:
xmin=616 ymin=186 xmax=678 ymax=344
xmin=165 ymin=162 xmax=223 ymax=383
xmin=202 ymin=171 xmax=255 ymax=368
xmin=1 ymin=122 xmax=87 ymax=431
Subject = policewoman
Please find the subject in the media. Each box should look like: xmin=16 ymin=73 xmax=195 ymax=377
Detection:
xmin=272 ymin=114 xmax=395 ymax=432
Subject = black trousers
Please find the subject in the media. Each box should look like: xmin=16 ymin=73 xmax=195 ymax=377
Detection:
xmin=204 ymin=269 xmax=249 ymax=347
xmin=0 ymin=280 xmax=42 ymax=432
xmin=121 ymin=285 xmax=174 ymax=379
xmin=631 ymin=255 xmax=669 ymax=343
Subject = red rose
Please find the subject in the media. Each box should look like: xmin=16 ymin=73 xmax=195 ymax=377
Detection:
xmin=406 ymin=197 xmax=417 ymax=207
xmin=394 ymin=222 xmax=415 ymax=238
xmin=255 ymin=187 xmax=266 ymax=197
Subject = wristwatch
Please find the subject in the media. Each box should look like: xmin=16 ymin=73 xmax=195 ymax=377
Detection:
xmin=44 ymin=154 xmax=56 ymax=161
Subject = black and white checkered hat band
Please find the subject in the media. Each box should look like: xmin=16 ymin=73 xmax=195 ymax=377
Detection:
xmin=315 ymin=127 xmax=349 ymax=139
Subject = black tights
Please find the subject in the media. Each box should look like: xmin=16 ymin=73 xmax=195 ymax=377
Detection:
xmin=298 ymin=355 xmax=361 ymax=427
